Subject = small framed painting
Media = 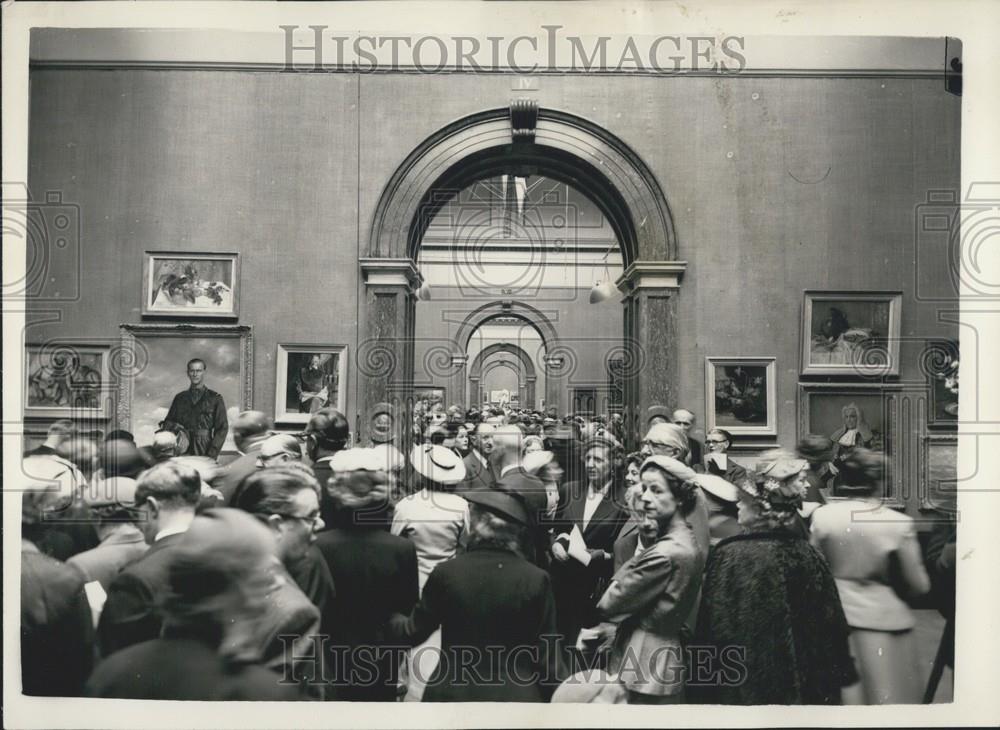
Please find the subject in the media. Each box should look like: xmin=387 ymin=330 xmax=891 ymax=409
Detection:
xmin=275 ymin=345 xmax=348 ymax=424
xmin=801 ymin=291 xmax=902 ymax=377
xmin=925 ymin=339 xmax=959 ymax=428
xmin=142 ymin=251 xmax=240 ymax=318
xmin=918 ymin=434 xmax=958 ymax=515
xmin=25 ymin=343 xmax=111 ymax=418
xmin=798 ymin=383 xmax=902 ymax=504
xmin=705 ymin=357 xmax=777 ymax=437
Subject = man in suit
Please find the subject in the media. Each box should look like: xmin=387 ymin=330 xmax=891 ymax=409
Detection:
xmin=215 ymin=410 xmax=273 ymax=504
xmin=69 ymin=457 xmax=148 ymax=591
xmin=21 ymin=486 xmax=95 ymax=696
xmin=460 ymin=422 xmax=496 ymax=492
xmin=694 ymin=427 xmax=748 ymax=485
xmin=549 ymin=434 xmax=628 ymax=660
xmin=671 ymin=408 xmax=703 ymax=466
xmin=97 ymin=460 xmax=201 ymax=657
xmin=232 ymin=464 xmax=326 ymax=697
xmin=315 ymin=449 xmax=419 ymax=701
xmin=85 ymin=509 xmax=304 ymax=701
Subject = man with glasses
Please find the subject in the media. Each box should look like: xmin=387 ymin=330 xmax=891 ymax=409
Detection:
xmin=640 ymin=422 xmax=690 ymax=462
xmin=255 ymin=433 xmax=304 ymax=469
xmin=696 ymin=427 xmax=748 ymax=486
xmin=671 ymin=408 xmax=703 ymax=465
xmin=232 ymin=465 xmax=326 ymax=697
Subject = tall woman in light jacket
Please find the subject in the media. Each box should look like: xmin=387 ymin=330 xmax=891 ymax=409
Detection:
xmin=810 ymin=448 xmax=931 ymax=704
xmin=595 ymin=455 xmax=708 ymax=704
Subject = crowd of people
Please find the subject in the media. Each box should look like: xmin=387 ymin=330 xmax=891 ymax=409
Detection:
xmin=20 ymin=398 xmax=956 ymax=704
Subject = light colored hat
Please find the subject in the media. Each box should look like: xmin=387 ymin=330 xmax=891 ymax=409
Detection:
xmin=643 ymin=423 xmax=689 ymax=453
xmin=370 ymin=443 xmax=405 ymax=472
xmin=88 ymin=476 xmax=139 ymax=507
xmin=640 ymin=455 xmax=697 ymax=483
xmin=329 ymin=447 xmax=385 ymax=473
xmin=755 ymin=449 xmax=809 ymax=481
xmin=522 ymin=449 xmax=555 ymax=475
xmin=691 ymin=473 xmax=740 ymax=503
xmin=410 ymin=443 xmax=467 ymax=485
xmin=583 ymin=430 xmax=622 ymax=453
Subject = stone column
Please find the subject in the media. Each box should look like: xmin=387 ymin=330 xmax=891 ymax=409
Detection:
xmin=359 ymin=258 xmax=420 ymax=446
xmin=525 ymin=375 xmax=537 ymax=410
xmin=617 ymin=261 xmax=686 ymax=449
xmin=448 ymin=353 xmax=469 ymax=409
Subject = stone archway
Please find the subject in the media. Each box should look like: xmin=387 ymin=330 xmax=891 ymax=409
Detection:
xmin=479 ymin=359 xmax=523 ymax=407
xmin=359 ymin=104 xmax=684 ymax=446
xmin=468 ymin=342 xmax=538 ymax=409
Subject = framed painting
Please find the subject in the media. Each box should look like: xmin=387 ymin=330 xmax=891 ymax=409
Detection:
xmin=918 ymin=434 xmax=958 ymax=515
xmin=801 ymin=291 xmax=902 ymax=377
xmin=925 ymin=339 xmax=959 ymax=428
xmin=705 ymin=357 xmax=777 ymax=437
xmin=275 ymin=345 xmax=348 ymax=424
xmin=142 ymin=251 xmax=240 ymax=318
xmin=798 ymin=383 xmax=902 ymax=504
xmin=117 ymin=324 xmax=252 ymax=455
xmin=414 ymin=387 xmax=446 ymax=410
xmin=24 ymin=343 xmax=111 ymax=418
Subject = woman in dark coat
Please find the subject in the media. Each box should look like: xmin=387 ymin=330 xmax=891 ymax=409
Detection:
xmin=386 ymin=490 xmax=564 ymax=702
xmin=694 ymin=450 xmax=857 ymax=705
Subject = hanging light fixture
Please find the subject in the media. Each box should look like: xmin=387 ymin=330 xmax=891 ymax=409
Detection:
xmin=589 ymin=240 xmax=619 ymax=304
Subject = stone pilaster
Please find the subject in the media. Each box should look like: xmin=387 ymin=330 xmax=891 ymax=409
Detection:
xmin=359 ymin=258 xmax=420 ymax=446
xmin=616 ymin=261 xmax=686 ymax=448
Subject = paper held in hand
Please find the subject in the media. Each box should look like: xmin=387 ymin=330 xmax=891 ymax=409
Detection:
xmin=567 ymin=524 xmax=591 ymax=566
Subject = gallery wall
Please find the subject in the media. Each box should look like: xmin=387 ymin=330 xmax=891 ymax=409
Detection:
xmin=27 ymin=67 xmax=959 ymax=516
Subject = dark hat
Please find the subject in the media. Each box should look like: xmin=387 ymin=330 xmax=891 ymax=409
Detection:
xmin=646 ymin=405 xmax=672 ymax=424
xmin=305 ymin=407 xmax=350 ymax=448
xmin=797 ymin=433 xmax=838 ymax=463
xmin=465 ymin=488 xmax=530 ymax=526
xmin=231 ymin=410 xmax=274 ymax=441
xmin=100 ymin=439 xmax=150 ymax=479
xmin=496 ymin=472 xmax=548 ymax=514
xmin=370 ymin=402 xmax=395 ymax=444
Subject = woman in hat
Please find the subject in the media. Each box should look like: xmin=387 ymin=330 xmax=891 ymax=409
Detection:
xmin=810 ymin=449 xmax=930 ymax=704
xmin=315 ymin=449 xmax=419 ymax=701
xmin=694 ymin=449 xmax=857 ymax=704
xmin=392 ymin=445 xmax=469 ymax=591
xmin=386 ymin=489 xmax=564 ymax=702
xmin=797 ymin=433 xmax=837 ymax=504
xmin=391 ymin=444 xmax=469 ymax=701
xmin=595 ymin=455 xmax=708 ymax=704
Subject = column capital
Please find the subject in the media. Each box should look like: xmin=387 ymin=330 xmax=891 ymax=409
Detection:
xmin=616 ymin=260 xmax=687 ymax=293
xmin=360 ymin=258 xmax=422 ymax=290
xmin=450 ymin=354 xmax=469 ymax=367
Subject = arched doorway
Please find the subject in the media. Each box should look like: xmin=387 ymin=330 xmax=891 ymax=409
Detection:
xmin=468 ymin=341 xmax=538 ymax=409
xmin=359 ymin=104 xmax=683 ymax=446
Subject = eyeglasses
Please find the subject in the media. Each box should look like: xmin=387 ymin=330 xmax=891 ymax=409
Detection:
xmin=706 ymin=438 xmax=728 ymax=444
xmin=259 ymin=451 xmax=295 ymax=464
xmin=278 ymin=511 xmax=322 ymax=528
xmin=642 ymin=441 xmax=678 ymax=453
